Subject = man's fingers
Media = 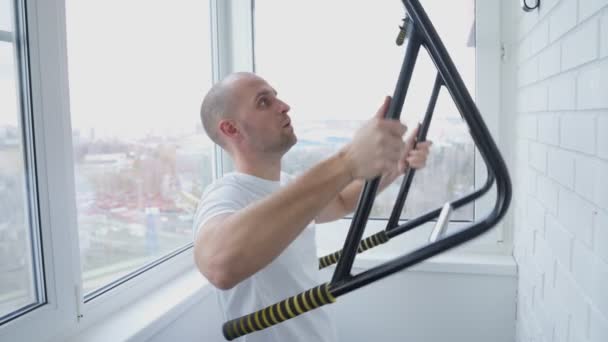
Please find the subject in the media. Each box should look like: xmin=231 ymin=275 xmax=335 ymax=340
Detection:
xmin=407 ymin=154 xmax=427 ymax=168
xmin=408 ymin=148 xmax=430 ymax=159
xmin=379 ymin=120 xmax=407 ymax=138
xmin=407 ymin=159 xmax=426 ymax=169
xmin=406 ymin=150 xmax=430 ymax=168
xmin=398 ymin=159 xmax=409 ymax=173
xmin=409 ymin=124 xmax=421 ymax=140
xmin=405 ymin=124 xmax=420 ymax=148
xmin=399 ymin=139 xmax=432 ymax=170
xmin=414 ymin=141 xmax=432 ymax=152
xmin=375 ymin=96 xmax=392 ymax=119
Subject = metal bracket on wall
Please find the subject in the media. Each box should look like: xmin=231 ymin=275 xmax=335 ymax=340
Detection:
xmin=521 ymin=0 xmax=540 ymax=12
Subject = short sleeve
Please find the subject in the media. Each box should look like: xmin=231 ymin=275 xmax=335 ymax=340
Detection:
xmin=192 ymin=182 xmax=245 ymax=239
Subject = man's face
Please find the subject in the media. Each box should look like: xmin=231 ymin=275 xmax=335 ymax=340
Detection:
xmin=231 ymin=75 xmax=297 ymax=155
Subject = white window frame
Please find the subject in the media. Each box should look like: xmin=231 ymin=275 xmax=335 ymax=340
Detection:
xmin=0 ymin=0 xmax=47 ymax=333
xmin=236 ymin=0 xmax=509 ymax=255
xmin=0 ymin=1 xmax=77 ymax=340
xmin=0 ymin=0 xmax=226 ymax=340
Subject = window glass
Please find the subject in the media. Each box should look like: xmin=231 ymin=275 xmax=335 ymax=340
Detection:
xmin=65 ymin=0 xmax=214 ymax=295
xmin=0 ymin=0 xmax=11 ymax=32
xmin=254 ymin=0 xmax=476 ymax=222
xmin=0 ymin=37 xmax=41 ymax=321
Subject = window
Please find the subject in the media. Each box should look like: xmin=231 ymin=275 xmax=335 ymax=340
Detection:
xmin=0 ymin=0 xmax=45 ymax=324
xmin=254 ymin=0 xmax=502 ymax=255
xmin=3 ymin=0 xmax=220 ymax=339
xmin=65 ymin=0 xmax=214 ymax=297
xmin=0 ymin=0 xmax=12 ymax=32
xmin=255 ymin=0 xmax=476 ymax=219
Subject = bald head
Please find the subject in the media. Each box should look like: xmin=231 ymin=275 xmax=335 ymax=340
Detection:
xmin=199 ymin=72 xmax=256 ymax=147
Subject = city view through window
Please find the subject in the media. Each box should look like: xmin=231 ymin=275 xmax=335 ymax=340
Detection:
xmin=256 ymin=0 xmax=477 ymax=220
xmin=66 ymin=0 xmax=213 ymax=294
xmin=1 ymin=0 xmax=479 ymax=306
xmin=0 ymin=12 xmax=39 ymax=318
xmin=255 ymin=0 xmax=477 ymax=254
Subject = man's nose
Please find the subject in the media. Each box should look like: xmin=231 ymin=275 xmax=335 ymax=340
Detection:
xmin=278 ymin=99 xmax=290 ymax=113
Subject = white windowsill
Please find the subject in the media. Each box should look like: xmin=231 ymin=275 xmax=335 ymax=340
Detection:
xmin=67 ymin=253 xmax=516 ymax=342
xmin=351 ymin=252 xmax=517 ymax=276
xmin=67 ymin=269 xmax=214 ymax=342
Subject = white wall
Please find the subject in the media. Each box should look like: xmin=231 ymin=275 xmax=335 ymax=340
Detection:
xmin=148 ymin=264 xmax=516 ymax=342
xmin=506 ymin=0 xmax=608 ymax=341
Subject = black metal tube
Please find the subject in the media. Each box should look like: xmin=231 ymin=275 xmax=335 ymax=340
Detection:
xmin=404 ymin=0 xmax=509 ymax=193
xmin=384 ymin=18 xmax=421 ymax=121
xmin=386 ymin=169 xmax=494 ymax=238
xmin=220 ymin=0 xmax=512 ymax=338
xmin=220 ymin=1 xmax=512 ymax=338
xmin=385 ymin=73 xmax=442 ymax=229
xmin=405 ymin=0 xmax=512 ymax=223
xmin=330 ymin=18 xmax=423 ymax=284
xmin=330 ymin=0 xmax=511 ymax=297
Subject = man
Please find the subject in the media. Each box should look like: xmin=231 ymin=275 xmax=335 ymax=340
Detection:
xmin=193 ymin=72 xmax=431 ymax=341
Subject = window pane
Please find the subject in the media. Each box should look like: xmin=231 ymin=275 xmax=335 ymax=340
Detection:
xmin=0 ymin=41 xmax=40 ymax=319
xmin=0 ymin=0 xmax=11 ymax=32
xmin=65 ymin=0 xmax=213 ymax=295
xmin=255 ymin=0 xmax=476 ymax=222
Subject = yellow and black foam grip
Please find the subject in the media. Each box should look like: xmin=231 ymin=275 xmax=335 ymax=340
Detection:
xmin=318 ymin=230 xmax=389 ymax=269
xmin=222 ymin=283 xmax=336 ymax=340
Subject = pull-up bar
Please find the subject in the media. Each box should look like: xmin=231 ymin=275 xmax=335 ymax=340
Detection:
xmin=222 ymin=0 xmax=512 ymax=339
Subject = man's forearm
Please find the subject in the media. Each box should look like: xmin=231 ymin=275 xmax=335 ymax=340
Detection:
xmin=339 ymin=168 xmax=404 ymax=214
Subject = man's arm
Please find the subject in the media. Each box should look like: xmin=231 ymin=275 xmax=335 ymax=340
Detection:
xmin=314 ymin=169 xmax=400 ymax=224
xmin=194 ymin=97 xmax=407 ymax=290
xmin=195 ymin=153 xmax=354 ymax=290
xmin=315 ymin=129 xmax=432 ymax=224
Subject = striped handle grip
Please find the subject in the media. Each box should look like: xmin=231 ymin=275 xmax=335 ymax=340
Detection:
xmin=222 ymin=283 xmax=335 ymax=340
xmin=318 ymin=230 xmax=389 ymax=269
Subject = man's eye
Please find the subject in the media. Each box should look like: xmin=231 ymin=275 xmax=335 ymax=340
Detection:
xmin=259 ymin=98 xmax=269 ymax=107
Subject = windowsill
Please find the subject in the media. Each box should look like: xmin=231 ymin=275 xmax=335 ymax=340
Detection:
xmin=67 ymin=252 xmax=515 ymax=342
xmin=350 ymin=252 xmax=517 ymax=276
xmin=66 ymin=268 xmax=214 ymax=342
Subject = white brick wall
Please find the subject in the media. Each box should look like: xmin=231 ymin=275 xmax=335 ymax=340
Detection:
xmin=548 ymin=72 xmax=577 ymax=110
xmin=577 ymin=60 xmax=608 ymax=109
xmin=561 ymin=19 xmax=599 ymax=71
xmin=548 ymin=148 xmax=576 ymax=188
xmin=602 ymin=12 xmax=608 ymax=57
xmin=561 ymin=114 xmax=596 ymax=154
xmin=598 ymin=115 xmax=608 ymax=158
xmin=538 ymin=114 xmax=560 ymax=145
xmin=508 ymin=1 xmax=608 ymax=341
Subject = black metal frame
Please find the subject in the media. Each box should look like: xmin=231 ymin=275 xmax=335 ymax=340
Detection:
xmin=329 ymin=0 xmax=511 ymax=296
xmin=221 ymin=0 xmax=511 ymax=338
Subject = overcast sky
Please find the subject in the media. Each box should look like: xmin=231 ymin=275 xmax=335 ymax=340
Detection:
xmin=1 ymin=0 xmax=474 ymax=141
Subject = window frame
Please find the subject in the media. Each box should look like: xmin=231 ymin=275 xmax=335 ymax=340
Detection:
xmin=0 ymin=0 xmax=46 ymax=328
xmin=0 ymin=0 xmax=76 ymax=340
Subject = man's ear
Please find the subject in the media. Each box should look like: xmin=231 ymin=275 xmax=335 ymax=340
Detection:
xmin=218 ymin=120 xmax=239 ymax=140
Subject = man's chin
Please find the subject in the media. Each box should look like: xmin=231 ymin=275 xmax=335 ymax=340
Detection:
xmin=282 ymin=136 xmax=297 ymax=154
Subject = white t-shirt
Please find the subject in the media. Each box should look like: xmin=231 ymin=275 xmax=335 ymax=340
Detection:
xmin=193 ymin=172 xmax=338 ymax=342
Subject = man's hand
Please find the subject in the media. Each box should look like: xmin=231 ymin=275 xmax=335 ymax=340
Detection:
xmin=341 ymin=96 xmax=408 ymax=180
xmin=316 ymin=97 xmax=433 ymax=223
xmin=380 ymin=124 xmax=432 ymax=189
